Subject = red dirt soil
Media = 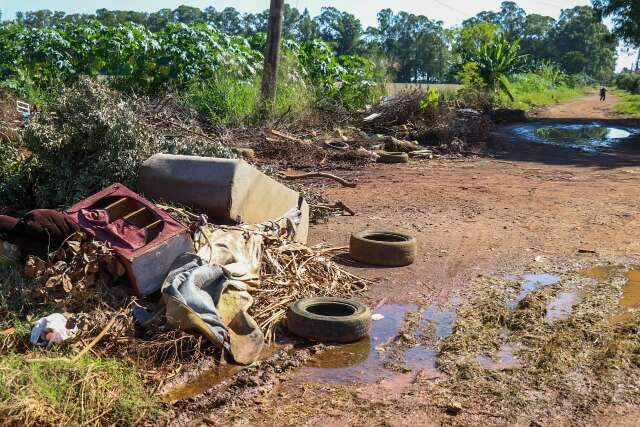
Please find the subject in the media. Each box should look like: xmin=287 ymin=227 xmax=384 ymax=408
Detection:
xmin=207 ymin=92 xmax=640 ymax=426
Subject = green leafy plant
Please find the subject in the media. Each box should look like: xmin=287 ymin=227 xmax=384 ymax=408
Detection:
xmin=462 ymin=34 xmax=528 ymax=100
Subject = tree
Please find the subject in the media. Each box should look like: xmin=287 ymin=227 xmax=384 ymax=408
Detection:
xmin=464 ymin=34 xmax=528 ymax=98
xmin=549 ymin=6 xmax=616 ymax=82
xmin=519 ymin=14 xmax=556 ymax=59
xmin=592 ymin=0 xmax=640 ymax=48
xmin=298 ymin=9 xmax=318 ymax=42
xmin=315 ymin=7 xmax=363 ymax=55
xmin=370 ymin=9 xmax=450 ymax=82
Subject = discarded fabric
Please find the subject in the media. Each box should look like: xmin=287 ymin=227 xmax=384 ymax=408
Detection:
xmin=30 ymin=313 xmax=78 ymax=346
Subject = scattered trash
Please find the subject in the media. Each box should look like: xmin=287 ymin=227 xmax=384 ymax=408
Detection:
xmin=30 ymin=313 xmax=78 ymax=346
xmin=0 ymin=209 xmax=80 ymax=259
xmin=138 ymin=154 xmax=310 ymax=243
xmin=376 ymin=151 xmax=409 ymax=164
xmin=349 ymin=230 xmax=417 ymax=267
xmin=371 ymin=313 xmax=385 ymax=321
xmin=161 ymin=253 xmax=263 ymax=365
xmin=324 ymin=139 xmax=350 ymax=150
xmin=286 ymin=297 xmax=371 ymax=343
xmin=0 ymin=240 xmax=20 ymax=265
xmin=446 ymin=400 xmax=463 ymax=416
xmin=383 ymin=136 xmax=421 ymax=153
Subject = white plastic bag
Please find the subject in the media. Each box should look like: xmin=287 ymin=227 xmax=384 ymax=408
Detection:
xmin=30 ymin=313 xmax=78 ymax=346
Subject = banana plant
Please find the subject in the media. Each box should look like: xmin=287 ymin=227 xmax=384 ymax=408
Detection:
xmin=465 ymin=34 xmax=527 ymax=100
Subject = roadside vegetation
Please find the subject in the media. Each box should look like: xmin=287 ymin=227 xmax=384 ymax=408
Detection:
xmin=0 ymin=0 xmax=636 ymax=424
xmin=612 ymin=72 xmax=640 ymax=116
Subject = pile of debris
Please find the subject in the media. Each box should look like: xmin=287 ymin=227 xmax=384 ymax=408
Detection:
xmin=1 ymin=156 xmax=368 ymax=373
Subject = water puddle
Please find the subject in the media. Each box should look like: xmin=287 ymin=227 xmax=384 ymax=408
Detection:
xmin=162 ymin=363 xmax=244 ymax=404
xmin=620 ymin=270 xmax=640 ymax=309
xmin=579 ymin=265 xmax=615 ymax=281
xmin=403 ymin=346 xmax=438 ymax=370
xmin=421 ymin=305 xmax=457 ymax=338
xmin=296 ymin=304 xmax=414 ymax=384
xmin=513 ymin=123 xmax=635 ymax=152
xmin=508 ymin=273 xmax=560 ymax=308
xmin=297 ymin=302 xmax=458 ymax=384
xmin=477 ymin=343 xmax=521 ymax=370
xmin=546 ymin=288 xmax=578 ymax=321
xmin=578 ymin=265 xmax=640 ymax=320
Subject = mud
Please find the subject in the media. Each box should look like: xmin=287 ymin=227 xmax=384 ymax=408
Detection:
xmin=165 ymin=92 xmax=640 ymax=425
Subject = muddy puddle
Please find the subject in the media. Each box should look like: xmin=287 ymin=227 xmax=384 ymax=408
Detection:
xmin=512 ymin=123 xmax=636 ymax=152
xmin=163 ymin=267 xmax=640 ymax=400
xmin=296 ymin=302 xmax=458 ymax=384
xmin=508 ymin=273 xmax=560 ymax=308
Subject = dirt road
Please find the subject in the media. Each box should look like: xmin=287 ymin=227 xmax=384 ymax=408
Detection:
xmin=530 ymin=89 xmax=623 ymax=120
xmin=208 ymin=94 xmax=640 ymax=425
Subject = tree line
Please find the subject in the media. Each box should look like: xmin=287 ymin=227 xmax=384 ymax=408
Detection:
xmin=4 ymin=2 xmax=621 ymax=83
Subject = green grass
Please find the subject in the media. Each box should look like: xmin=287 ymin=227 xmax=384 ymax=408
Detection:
xmin=498 ymin=73 xmax=591 ymax=110
xmin=612 ymin=88 xmax=640 ymax=117
xmin=179 ymin=66 xmax=313 ymax=127
xmin=0 ymin=353 xmax=158 ymax=426
xmin=0 ymin=264 xmax=158 ymax=426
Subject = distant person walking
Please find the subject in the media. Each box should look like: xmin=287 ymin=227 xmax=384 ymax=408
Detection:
xmin=599 ymin=86 xmax=607 ymax=102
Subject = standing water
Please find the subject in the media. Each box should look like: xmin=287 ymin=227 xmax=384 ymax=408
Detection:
xmin=512 ymin=123 xmax=634 ymax=152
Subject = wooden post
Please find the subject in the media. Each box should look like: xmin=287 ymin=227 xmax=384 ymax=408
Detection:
xmin=261 ymin=0 xmax=284 ymax=103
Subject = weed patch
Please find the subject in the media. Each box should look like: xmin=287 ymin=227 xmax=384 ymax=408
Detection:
xmin=0 ymin=353 xmax=158 ymax=426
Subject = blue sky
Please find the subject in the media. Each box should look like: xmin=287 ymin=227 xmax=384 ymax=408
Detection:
xmin=0 ymin=0 xmax=635 ymax=70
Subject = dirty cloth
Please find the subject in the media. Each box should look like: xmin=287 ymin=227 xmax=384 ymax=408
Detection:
xmin=194 ymin=207 xmax=303 ymax=285
xmin=30 ymin=313 xmax=78 ymax=346
xmin=79 ymin=208 xmax=147 ymax=251
xmin=161 ymin=254 xmax=256 ymax=353
xmin=0 ymin=210 xmax=80 ymax=259
xmin=163 ymin=208 xmax=302 ymax=363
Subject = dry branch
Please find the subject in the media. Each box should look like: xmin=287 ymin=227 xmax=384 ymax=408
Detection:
xmin=277 ymin=172 xmax=357 ymax=188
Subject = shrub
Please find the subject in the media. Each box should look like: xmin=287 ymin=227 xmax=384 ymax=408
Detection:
xmin=615 ymin=72 xmax=640 ymax=94
xmin=22 ymin=78 xmax=234 ymax=208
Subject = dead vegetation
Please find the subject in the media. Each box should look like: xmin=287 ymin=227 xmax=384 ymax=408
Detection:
xmin=254 ymin=241 xmax=369 ymax=342
xmin=427 ymin=269 xmax=640 ymax=425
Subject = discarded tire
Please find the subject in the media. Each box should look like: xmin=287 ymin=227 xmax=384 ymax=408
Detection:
xmin=349 ymin=230 xmax=416 ymax=267
xmin=325 ymin=140 xmax=350 ymax=150
xmin=286 ymin=297 xmax=371 ymax=343
xmin=377 ymin=151 xmax=409 ymax=164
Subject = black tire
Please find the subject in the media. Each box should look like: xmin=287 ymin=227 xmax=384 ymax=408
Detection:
xmin=377 ymin=151 xmax=409 ymax=164
xmin=324 ymin=140 xmax=350 ymax=150
xmin=349 ymin=230 xmax=417 ymax=267
xmin=286 ymin=297 xmax=371 ymax=343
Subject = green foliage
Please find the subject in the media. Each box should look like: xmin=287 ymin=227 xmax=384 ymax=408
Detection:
xmin=180 ymin=74 xmax=259 ymax=126
xmin=458 ymin=62 xmax=487 ymax=89
xmin=369 ymin=9 xmax=451 ymax=83
xmin=0 ymin=353 xmax=157 ymax=425
xmin=534 ymin=61 xmax=567 ymax=86
xmin=615 ymin=72 xmax=640 ymax=94
xmin=0 ymin=20 xmax=378 ymax=112
xmin=462 ymin=34 xmax=527 ymax=97
xmin=498 ymin=72 xmax=591 ymax=109
xmin=457 ymin=3 xmax=617 ymax=84
xmin=593 ymin=0 xmax=640 ymax=48
xmin=612 ymin=89 xmax=640 ymax=116
xmin=20 ymin=78 xmax=234 ymax=208
xmin=0 ymin=141 xmax=31 ymax=208
xmin=298 ymin=40 xmax=384 ymax=109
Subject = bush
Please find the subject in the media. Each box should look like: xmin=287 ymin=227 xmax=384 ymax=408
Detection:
xmin=0 ymin=141 xmax=31 ymax=208
xmin=22 ymin=78 xmax=234 ymax=208
xmin=180 ymin=74 xmax=259 ymax=127
xmin=615 ymin=72 xmax=640 ymax=94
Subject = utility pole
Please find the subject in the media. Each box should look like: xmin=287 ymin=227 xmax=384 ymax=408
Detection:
xmin=261 ymin=0 xmax=284 ymax=104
